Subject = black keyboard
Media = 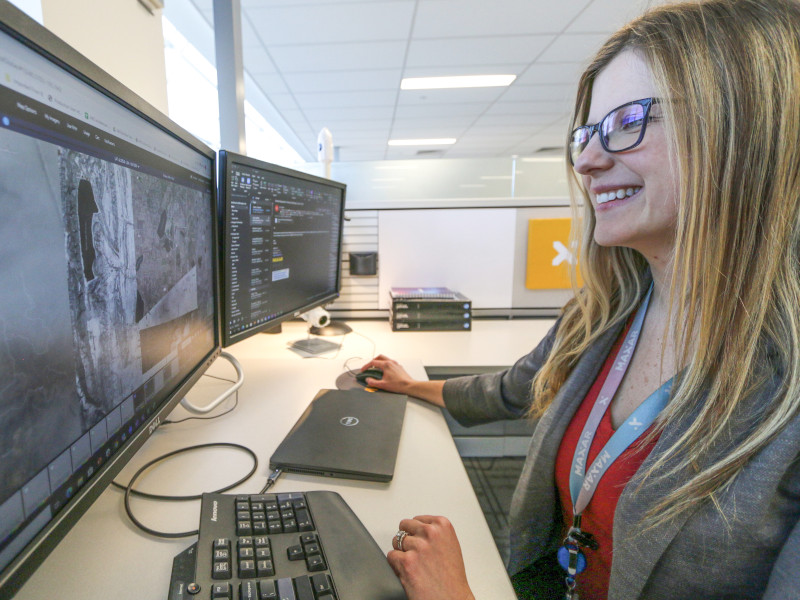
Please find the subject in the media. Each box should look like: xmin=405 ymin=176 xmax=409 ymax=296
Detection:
xmin=168 ymin=490 xmax=407 ymax=600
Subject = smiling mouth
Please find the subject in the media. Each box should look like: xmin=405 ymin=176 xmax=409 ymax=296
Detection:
xmin=596 ymin=186 xmax=642 ymax=205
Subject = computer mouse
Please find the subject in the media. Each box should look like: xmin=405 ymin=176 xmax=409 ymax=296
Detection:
xmin=355 ymin=368 xmax=383 ymax=385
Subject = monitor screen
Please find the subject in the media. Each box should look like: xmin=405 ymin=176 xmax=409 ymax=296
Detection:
xmin=0 ymin=4 xmax=219 ymax=596
xmin=219 ymin=151 xmax=346 ymax=346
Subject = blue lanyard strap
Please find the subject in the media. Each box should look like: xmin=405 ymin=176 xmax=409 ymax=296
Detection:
xmin=568 ymin=284 xmax=672 ymax=516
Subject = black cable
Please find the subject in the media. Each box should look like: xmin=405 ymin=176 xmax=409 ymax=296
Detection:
xmin=259 ymin=468 xmax=283 ymax=494
xmin=114 ymin=442 xmax=258 ymax=538
xmin=163 ymin=391 xmax=239 ymax=425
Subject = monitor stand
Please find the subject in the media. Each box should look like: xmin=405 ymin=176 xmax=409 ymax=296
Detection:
xmin=309 ymin=321 xmax=352 ymax=336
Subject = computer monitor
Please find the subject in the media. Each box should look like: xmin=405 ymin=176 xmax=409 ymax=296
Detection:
xmin=219 ymin=150 xmax=346 ymax=347
xmin=0 ymin=3 xmax=220 ymax=596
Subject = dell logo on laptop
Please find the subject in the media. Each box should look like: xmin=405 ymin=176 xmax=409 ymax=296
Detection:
xmin=340 ymin=416 xmax=359 ymax=427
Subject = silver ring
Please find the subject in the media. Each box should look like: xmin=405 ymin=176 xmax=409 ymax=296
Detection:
xmin=394 ymin=529 xmax=408 ymax=551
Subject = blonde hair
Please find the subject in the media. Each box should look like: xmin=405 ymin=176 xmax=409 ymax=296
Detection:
xmin=532 ymin=0 xmax=800 ymax=524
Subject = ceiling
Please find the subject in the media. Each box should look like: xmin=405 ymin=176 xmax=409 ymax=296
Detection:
xmin=187 ymin=0 xmax=666 ymax=162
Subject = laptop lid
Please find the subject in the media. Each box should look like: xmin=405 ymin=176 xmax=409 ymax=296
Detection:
xmin=269 ymin=389 xmax=407 ymax=482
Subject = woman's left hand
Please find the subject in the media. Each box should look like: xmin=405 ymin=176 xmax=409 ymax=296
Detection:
xmin=387 ymin=515 xmax=475 ymax=600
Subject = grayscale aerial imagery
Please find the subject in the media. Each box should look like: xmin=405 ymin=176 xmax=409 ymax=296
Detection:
xmin=61 ymin=149 xmax=145 ymax=428
xmin=0 ymin=129 xmax=213 ymax=507
xmin=0 ymin=133 xmax=80 ymax=505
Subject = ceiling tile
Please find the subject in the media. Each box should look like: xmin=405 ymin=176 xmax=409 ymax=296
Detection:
xmin=536 ymin=32 xmax=610 ymax=64
xmin=282 ymin=69 xmax=401 ymax=92
xmin=269 ymin=41 xmax=407 ymax=72
xmin=397 ymin=87 xmax=507 ymax=105
xmin=245 ymin=2 xmax=416 ymax=45
xmin=249 ymin=72 xmax=290 ymax=94
xmin=174 ymin=0 xmax=657 ymax=160
xmin=567 ymin=0 xmax=669 ymax=34
xmin=413 ymin=0 xmax=580 ymax=37
xmin=405 ymin=36 xmax=553 ymax=68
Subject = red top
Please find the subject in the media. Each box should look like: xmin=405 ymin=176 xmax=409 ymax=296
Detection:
xmin=554 ymin=325 xmax=660 ymax=600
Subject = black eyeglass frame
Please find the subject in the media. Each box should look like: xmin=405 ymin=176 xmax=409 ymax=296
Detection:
xmin=569 ymin=97 xmax=660 ymax=166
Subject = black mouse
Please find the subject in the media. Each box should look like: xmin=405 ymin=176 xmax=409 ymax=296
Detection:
xmin=355 ymin=368 xmax=383 ymax=385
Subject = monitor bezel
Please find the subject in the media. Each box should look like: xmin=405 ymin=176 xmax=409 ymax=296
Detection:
xmin=0 ymin=2 xmax=222 ymax=596
xmin=219 ymin=150 xmax=347 ymax=347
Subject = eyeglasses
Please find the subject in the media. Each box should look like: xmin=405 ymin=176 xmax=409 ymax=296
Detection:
xmin=569 ymin=98 xmax=660 ymax=166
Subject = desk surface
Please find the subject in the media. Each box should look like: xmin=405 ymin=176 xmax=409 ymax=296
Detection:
xmin=14 ymin=318 xmax=554 ymax=600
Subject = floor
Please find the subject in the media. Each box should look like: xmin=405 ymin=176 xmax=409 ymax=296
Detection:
xmin=461 ymin=456 xmax=526 ymax=565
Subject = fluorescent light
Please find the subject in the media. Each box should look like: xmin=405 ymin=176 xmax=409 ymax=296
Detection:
xmin=401 ymin=75 xmax=516 ymax=90
xmin=388 ymin=138 xmax=457 ymax=146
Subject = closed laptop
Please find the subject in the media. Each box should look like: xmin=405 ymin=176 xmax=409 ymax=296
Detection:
xmin=269 ymin=389 xmax=407 ymax=482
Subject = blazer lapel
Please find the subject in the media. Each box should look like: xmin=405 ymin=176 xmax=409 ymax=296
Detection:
xmin=508 ymin=321 xmax=625 ymax=574
xmin=608 ymin=410 xmax=701 ymax=599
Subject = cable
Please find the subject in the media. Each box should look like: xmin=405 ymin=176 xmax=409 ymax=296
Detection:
xmin=163 ymin=390 xmax=239 ymax=425
xmin=113 ymin=442 xmax=258 ymax=538
xmin=259 ymin=468 xmax=283 ymax=494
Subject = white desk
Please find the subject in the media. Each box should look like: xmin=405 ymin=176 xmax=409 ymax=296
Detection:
xmin=14 ymin=318 xmax=554 ymax=600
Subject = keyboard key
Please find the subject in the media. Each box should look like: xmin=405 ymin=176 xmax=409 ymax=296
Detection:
xmin=212 ymin=560 xmax=232 ymax=580
xmin=306 ymin=555 xmax=326 ymax=572
xmin=303 ymin=543 xmax=320 ymax=557
xmin=257 ymin=559 xmax=275 ymax=577
xmin=214 ymin=538 xmax=231 ymax=550
xmin=211 ymin=583 xmax=232 ymax=599
xmin=238 ymin=521 xmax=253 ymax=535
xmin=258 ymin=579 xmax=277 ymax=600
xmin=287 ymin=545 xmax=304 ymax=561
xmin=239 ymin=547 xmax=254 ymax=560
xmin=311 ymin=573 xmax=332 ymax=595
xmin=254 ymin=536 xmax=270 ymax=548
xmin=268 ymin=521 xmax=283 ymax=534
xmin=256 ymin=547 xmax=272 ymax=560
xmin=282 ymin=519 xmax=298 ymax=533
xmin=295 ymin=509 xmax=313 ymax=532
xmin=276 ymin=578 xmax=296 ymax=600
xmin=213 ymin=548 xmax=230 ymax=561
xmin=239 ymin=537 xmax=254 ymax=549
xmin=239 ymin=559 xmax=256 ymax=578
xmin=299 ymin=533 xmax=316 ymax=545
xmin=253 ymin=520 xmax=268 ymax=534
xmin=293 ymin=575 xmax=314 ymax=600
xmin=240 ymin=580 xmax=259 ymax=600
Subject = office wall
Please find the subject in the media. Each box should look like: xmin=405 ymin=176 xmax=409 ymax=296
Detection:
xmin=302 ymin=156 xmax=577 ymax=317
xmin=41 ymin=0 xmax=168 ymax=113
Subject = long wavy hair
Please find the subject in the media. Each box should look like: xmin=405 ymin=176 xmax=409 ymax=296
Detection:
xmin=531 ymin=0 xmax=800 ymax=524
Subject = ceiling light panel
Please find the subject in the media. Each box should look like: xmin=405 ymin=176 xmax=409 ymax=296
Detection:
xmin=401 ymin=74 xmax=516 ymax=90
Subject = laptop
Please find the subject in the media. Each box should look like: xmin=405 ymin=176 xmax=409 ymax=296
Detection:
xmin=269 ymin=389 xmax=407 ymax=482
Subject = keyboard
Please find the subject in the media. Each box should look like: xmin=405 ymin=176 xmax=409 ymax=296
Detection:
xmin=168 ymin=490 xmax=407 ymax=600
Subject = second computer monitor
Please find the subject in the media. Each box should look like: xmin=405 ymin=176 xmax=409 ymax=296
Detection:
xmin=219 ymin=151 xmax=346 ymax=346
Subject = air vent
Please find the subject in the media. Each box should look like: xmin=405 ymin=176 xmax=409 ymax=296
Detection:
xmin=415 ymin=149 xmax=444 ymax=156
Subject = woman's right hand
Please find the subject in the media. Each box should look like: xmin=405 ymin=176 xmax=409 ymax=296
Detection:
xmin=360 ymin=355 xmax=446 ymax=407
xmin=360 ymin=354 xmax=415 ymax=394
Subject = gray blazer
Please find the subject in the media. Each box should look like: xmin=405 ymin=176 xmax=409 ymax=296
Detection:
xmin=443 ymin=319 xmax=800 ymax=599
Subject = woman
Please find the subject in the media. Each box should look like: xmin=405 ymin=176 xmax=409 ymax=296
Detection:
xmin=362 ymin=1 xmax=800 ymax=598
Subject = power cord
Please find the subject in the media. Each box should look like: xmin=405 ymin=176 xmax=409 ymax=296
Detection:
xmin=112 ymin=442 xmax=259 ymax=538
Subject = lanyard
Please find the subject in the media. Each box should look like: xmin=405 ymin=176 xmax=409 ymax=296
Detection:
xmin=568 ymin=283 xmax=672 ymax=517
xmin=560 ymin=284 xmax=672 ymax=599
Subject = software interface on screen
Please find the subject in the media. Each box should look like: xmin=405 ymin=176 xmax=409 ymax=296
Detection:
xmin=224 ymin=156 xmax=344 ymax=344
xmin=0 ymin=22 xmax=216 ymax=579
